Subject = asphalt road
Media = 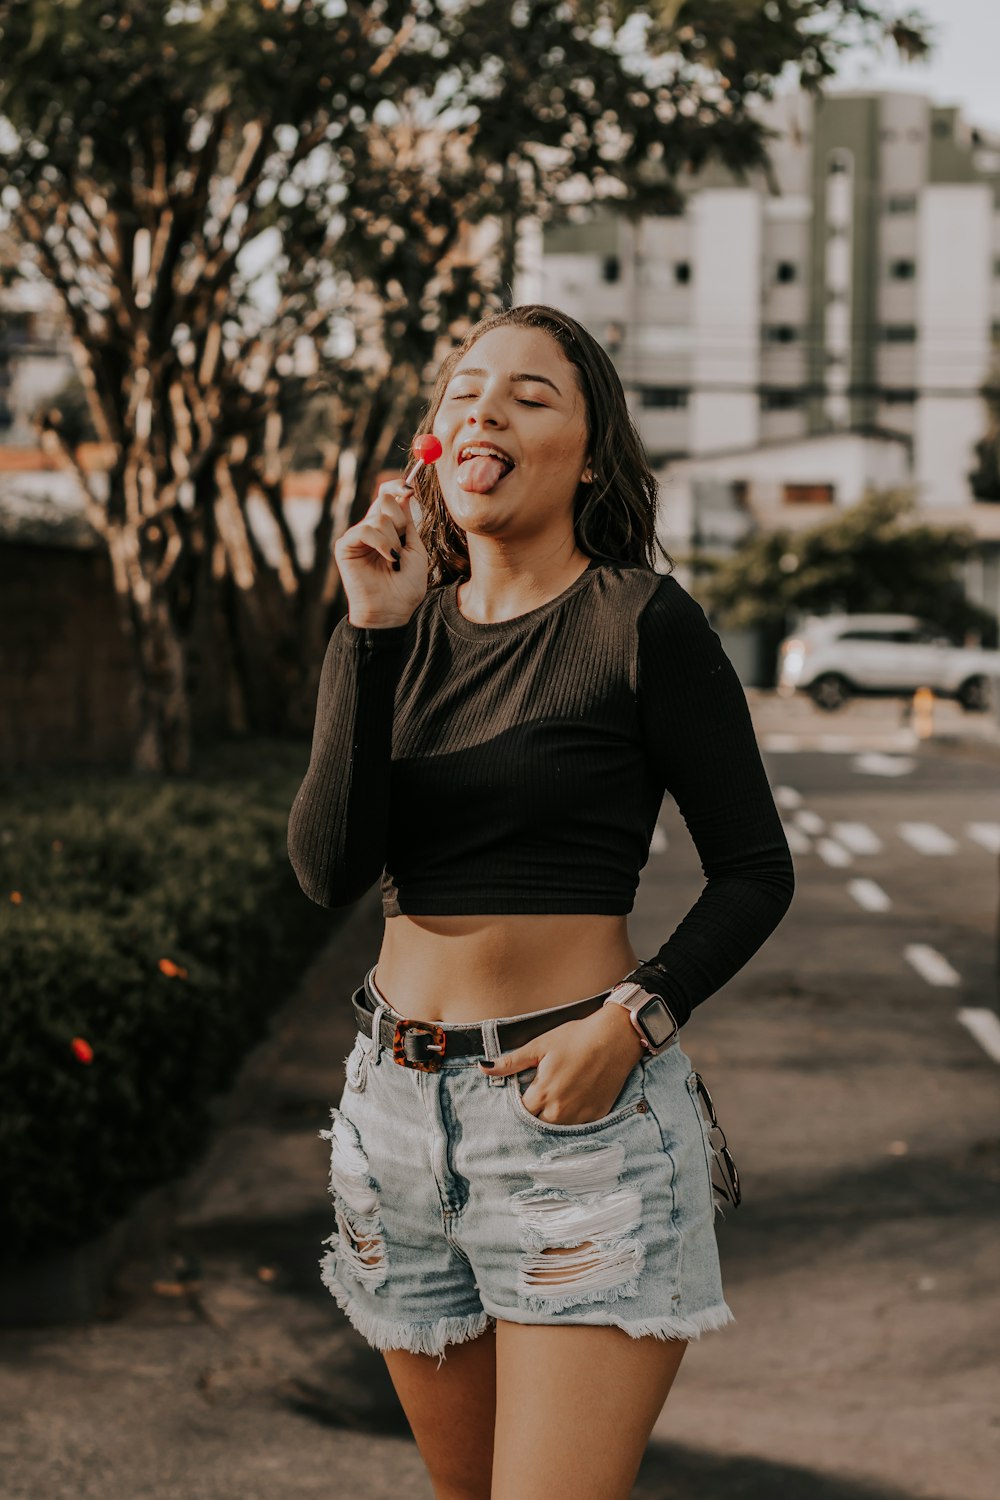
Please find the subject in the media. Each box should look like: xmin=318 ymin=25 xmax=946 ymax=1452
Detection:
xmin=637 ymin=732 xmax=1000 ymax=1500
xmin=1 ymin=706 xmax=997 ymax=1500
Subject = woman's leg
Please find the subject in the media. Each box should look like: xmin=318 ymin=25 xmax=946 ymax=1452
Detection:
xmin=382 ymin=1323 xmax=498 ymax=1500
xmin=492 ymin=1321 xmax=687 ymax=1500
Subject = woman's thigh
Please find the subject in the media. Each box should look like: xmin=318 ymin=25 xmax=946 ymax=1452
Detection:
xmin=492 ymin=1321 xmax=687 ymax=1500
xmin=382 ymin=1324 xmax=498 ymax=1500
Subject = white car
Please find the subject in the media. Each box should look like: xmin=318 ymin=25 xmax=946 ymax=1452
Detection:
xmin=777 ymin=613 xmax=999 ymax=712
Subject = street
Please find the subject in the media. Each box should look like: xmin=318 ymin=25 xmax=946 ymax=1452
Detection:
xmin=1 ymin=698 xmax=997 ymax=1500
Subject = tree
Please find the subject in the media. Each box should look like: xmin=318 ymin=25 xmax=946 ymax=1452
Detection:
xmin=970 ymin=361 xmax=1000 ymax=503
xmin=698 ymin=490 xmax=997 ymax=651
xmin=0 ymin=0 xmax=928 ymax=771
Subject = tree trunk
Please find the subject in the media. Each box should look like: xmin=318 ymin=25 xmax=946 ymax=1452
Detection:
xmin=105 ymin=527 xmax=192 ymax=774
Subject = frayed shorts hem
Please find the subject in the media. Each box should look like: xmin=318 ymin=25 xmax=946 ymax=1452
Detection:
xmin=321 ymin=1254 xmax=495 ymax=1365
xmin=478 ymin=1296 xmax=737 ymax=1342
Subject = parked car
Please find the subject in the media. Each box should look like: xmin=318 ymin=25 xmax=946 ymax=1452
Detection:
xmin=777 ymin=613 xmax=1000 ymax=712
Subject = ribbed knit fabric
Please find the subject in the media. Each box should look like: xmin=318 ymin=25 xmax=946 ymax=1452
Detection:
xmin=287 ymin=558 xmax=794 ymax=1028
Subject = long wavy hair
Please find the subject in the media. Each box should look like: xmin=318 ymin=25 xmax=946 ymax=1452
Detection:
xmin=407 ymin=305 xmax=673 ymax=587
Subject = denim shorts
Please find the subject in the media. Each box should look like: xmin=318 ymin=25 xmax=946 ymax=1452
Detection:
xmin=318 ymin=966 xmax=736 ymax=1363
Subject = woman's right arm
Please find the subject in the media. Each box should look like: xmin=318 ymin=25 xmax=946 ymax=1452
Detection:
xmin=287 ymin=618 xmax=410 ymax=907
xmin=287 ymin=481 xmax=429 ymax=907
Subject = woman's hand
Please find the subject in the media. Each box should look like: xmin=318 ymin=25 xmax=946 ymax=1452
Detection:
xmin=334 ymin=480 xmax=430 ymax=629
xmin=479 ymin=1004 xmax=646 ymax=1125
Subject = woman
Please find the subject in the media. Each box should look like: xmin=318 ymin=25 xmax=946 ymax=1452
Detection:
xmin=287 ymin=304 xmax=794 ymax=1500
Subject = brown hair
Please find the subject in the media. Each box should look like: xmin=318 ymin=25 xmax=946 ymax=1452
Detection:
xmin=408 ymin=304 xmax=673 ymax=587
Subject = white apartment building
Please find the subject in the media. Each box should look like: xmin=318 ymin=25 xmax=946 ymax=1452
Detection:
xmin=524 ymin=89 xmax=1000 ymax=627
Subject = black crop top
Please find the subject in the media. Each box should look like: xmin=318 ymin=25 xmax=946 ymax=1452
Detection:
xmin=287 ymin=558 xmax=794 ymax=1028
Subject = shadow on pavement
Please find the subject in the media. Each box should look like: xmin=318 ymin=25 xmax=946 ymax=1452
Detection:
xmin=634 ymin=1439 xmax=948 ymax=1500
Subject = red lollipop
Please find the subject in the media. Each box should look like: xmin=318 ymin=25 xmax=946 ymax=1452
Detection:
xmin=403 ymin=434 xmax=443 ymax=488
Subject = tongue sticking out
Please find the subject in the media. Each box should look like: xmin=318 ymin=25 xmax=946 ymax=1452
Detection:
xmin=457 ymin=455 xmax=510 ymax=493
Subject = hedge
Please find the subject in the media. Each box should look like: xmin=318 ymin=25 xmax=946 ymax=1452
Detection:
xmin=0 ymin=740 xmax=335 ymax=1265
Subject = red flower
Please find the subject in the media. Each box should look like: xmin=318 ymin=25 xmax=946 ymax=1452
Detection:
xmin=158 ymin=958 xmax=189 ymax=979
xmin=71 ymin=1037 xmax=94 ymax=1064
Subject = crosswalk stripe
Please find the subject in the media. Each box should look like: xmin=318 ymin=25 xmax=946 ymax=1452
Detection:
xmin=904 ymin=944 xmax=961 ymax=987
xmin=898 ymin=823 xmax=959 ymax=856
xmin=966 ymin=823 xmax=1000 ymax=855
xmin=794 ymin=809 xmax=825 ymax=836
xmin=957 ymin=1009 xmax=1000 ymax=1064
xmin=831 ymin=822 xmax=883 ymax=855
xmin=848 ymin=878 xmax=891 ymax=912
xmin=816 ymin=837 xmax=852 ymax=868
xmin=783 ymin=825 xmax=811 ymax=856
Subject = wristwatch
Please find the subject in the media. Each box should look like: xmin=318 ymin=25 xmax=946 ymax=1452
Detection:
xmin=602 ymin=982 xmax=678 ymax=1055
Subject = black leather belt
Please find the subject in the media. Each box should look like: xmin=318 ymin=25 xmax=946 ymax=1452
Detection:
xmin=350 ymin=972 xmax=613 ymax=1072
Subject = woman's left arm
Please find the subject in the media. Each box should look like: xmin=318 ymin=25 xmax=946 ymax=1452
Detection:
xmin=618 ymin=573 xmax=795 ymax=1029
xmin=479 ymin=574 xmax=794 ymax=1121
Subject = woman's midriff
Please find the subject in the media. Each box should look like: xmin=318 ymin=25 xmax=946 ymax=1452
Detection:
xmin=373 ymin=912 xmax=641 ymax=1023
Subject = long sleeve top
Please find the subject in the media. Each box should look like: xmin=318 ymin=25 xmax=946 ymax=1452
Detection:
xmin=287 ymin=557 xmax=794 ymax=1028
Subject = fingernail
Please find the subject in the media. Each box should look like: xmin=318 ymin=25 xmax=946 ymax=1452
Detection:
xmin=478 ymin=1060 xmax=495 ymax=1069
xmin=390 ymin=548 xmax=400 ymax=562
xmin=392 ymin=559 xmax=400 ymax=571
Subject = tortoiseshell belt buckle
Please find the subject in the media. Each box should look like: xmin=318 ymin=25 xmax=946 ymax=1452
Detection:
xmin=392 ymin=1017 xmax=447 ymax=1071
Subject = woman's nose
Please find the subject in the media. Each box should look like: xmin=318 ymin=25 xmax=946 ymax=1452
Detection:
xmin=466 ymin=394 xmax=507 ymax=428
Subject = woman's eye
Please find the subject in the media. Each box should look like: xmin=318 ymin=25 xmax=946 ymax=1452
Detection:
xmin=447 ymin=392 xmax=545 ymax=407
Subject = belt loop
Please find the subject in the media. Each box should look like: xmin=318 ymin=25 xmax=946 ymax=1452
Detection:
xmin=369 ymin=1002 xmax=389 ymax=1065
xmin=480 ymin=1017 xmax=506 ymax=1088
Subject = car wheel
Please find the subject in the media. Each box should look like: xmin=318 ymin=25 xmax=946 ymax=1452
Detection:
xmin=957 ymin=675 xmax=991 ymax=713
xmin=807 ymin=673 xmax=852 ymax=711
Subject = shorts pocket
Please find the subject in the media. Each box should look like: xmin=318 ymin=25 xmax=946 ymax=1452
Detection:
xmin=508 ymin=1060 xmax=649 ymax=1136
xmin=344 ymin=1032 xmax=374 ymax=1094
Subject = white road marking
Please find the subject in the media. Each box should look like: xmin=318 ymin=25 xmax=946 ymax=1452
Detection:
xmin=966 ymin=822 xmax=1000 ymax=855
xmin=904 ymin=944 xmax=961 ymax=988
xmin=783 ymin=825 xmax=812 ymax=856
xmin=793 ymin=809 xmax=825 ymax=835
xmin=831 ymin=821 xmax=883 ymax=855
xmin=898 ymin=822 xmax=959 ymax=856
xmin=852 ymin=752 xmax=916 ymax=777
xmin=773 ymin=786 xmax=803 ymax=810
xmin=816 ymin=837 xmax=853 ymax=868
xmin=957 ymin=1008 xmax=1000 ymax=1065
xmin=848 ymin=878 xmax=891 ymax=912
xmin=762 ymin=734 xmax=802 ymax=753
xmin=650 ymin=823 xmax=668 ymax=854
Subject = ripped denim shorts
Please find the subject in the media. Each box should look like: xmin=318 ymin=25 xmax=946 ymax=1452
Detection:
xmin=318 ymin=966 xmax=736 ymax=1363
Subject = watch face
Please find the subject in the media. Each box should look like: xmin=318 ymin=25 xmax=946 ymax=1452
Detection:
xmin=637 ymin=997 xmax=675 ymax=1048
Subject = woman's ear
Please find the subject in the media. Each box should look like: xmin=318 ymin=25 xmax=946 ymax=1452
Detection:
xmin=581 ymin=461 xmax=594 ymax=483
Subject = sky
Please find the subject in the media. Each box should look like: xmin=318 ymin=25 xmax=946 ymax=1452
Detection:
xmin=829 ymin=0 xmax=1000 ymax=134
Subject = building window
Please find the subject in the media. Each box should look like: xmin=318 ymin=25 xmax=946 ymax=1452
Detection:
xmin=991 ymin=322 xmax=1000 ymax=343
xmin=603 ymin=321 xmax=624 ymax=351
xmin=761 ymin=389 xmax=804 ymax=411
xmin=638 ymin=386 xmax=689 ymax=409
xmin=993 ymin=258 xmax=1000 ymax=278
xmin=828 ymin=158 xmax=849 ymax=175
xmin=885 ymin=194 xmax=917 ymax=214
xmin=783 ymin=484 xmax=834 ymax=505
xmin=765 ymin=325 xmax=799 ymax=343
xmin=775 ymin=261 xmax=797 ymax=283
xmin=674 ymin=261 xmax=691 ymax=285
xmin=880 ymin=324 xmax=917 ymax=342
xmin=826 ymin=288 xmax=848 ymax=305
xmin=889 ymin=259 xmax=916 ymax=279
xmin=882 ymin=388 xmax=917 ymax=404
xmin=602 ymin=255 xmax=620 ymax=283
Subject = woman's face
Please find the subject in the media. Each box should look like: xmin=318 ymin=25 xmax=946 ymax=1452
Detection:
xmin=430 ymin=325 xmax=591 ymax=546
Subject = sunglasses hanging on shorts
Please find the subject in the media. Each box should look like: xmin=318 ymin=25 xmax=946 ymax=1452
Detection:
xmin=691 ymin=1072 xmax=742 ymax=1209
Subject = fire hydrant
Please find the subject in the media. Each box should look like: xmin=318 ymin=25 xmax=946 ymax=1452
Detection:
xmin=912 ymin=685 xmax=935 ymax=738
